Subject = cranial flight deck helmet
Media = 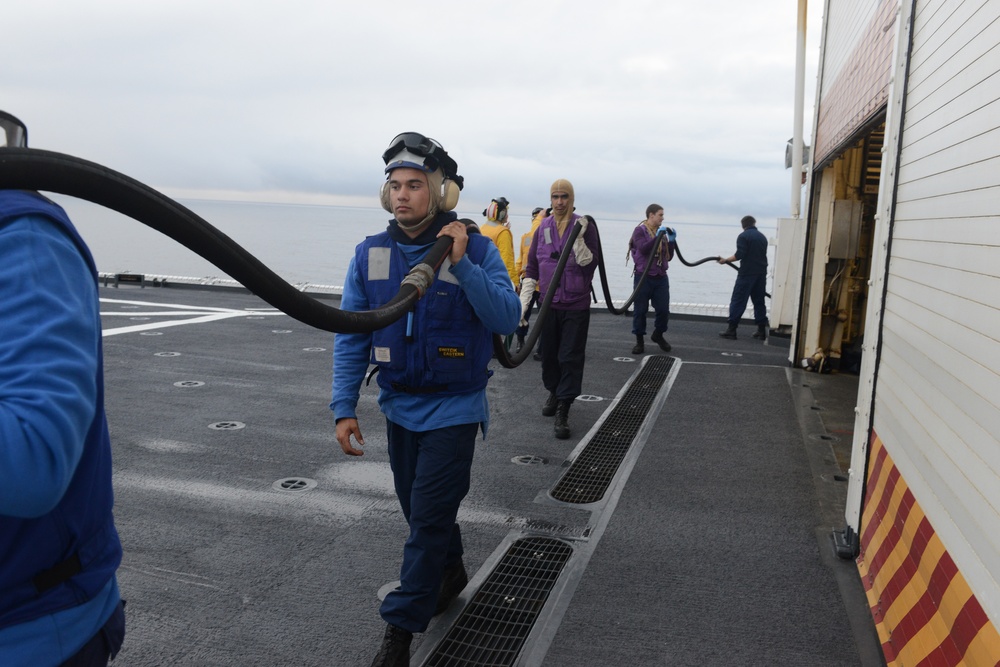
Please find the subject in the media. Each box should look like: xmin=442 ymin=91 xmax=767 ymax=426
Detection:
xmin=484 ymin=196 xmax=509 ymax=223
xmin=379 ymin=132 xmax=464 ymax=222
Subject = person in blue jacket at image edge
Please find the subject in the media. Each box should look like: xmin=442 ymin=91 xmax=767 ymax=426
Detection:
xmin=330 ymin=132 xmax=520 ymax=667
xmin=0 ymin=110 xmax=126 ymax=667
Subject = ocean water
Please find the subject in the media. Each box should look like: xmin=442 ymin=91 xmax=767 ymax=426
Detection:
xmin=57 ymin=196 xmax=775 ymax=308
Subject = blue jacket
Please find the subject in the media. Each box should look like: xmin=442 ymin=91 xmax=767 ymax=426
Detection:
xmin=331 ymin=214 xmax=521 ymax=435
xmin=735 ymin=226 xmax=768 ymax=276
xmin=0 ymin=191 xmax=123 ymax=631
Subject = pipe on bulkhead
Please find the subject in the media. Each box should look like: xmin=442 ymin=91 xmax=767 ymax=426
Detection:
xmin=791 ymin=0 xmax=808 ymax=217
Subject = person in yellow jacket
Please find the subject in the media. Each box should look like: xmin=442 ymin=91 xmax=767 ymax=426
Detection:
xmin=513 ymin=206 xmax=546 ymax=354
xmin=480 ymin=197 xmax=517 ymax=287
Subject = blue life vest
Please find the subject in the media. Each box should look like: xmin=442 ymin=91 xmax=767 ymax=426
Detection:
xmin=356 ymin=231 xmax=494 ymax=395
xmin=0 ymin=190 xmax=123 ymax=629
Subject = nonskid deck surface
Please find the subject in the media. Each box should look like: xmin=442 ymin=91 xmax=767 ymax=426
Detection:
xmin=99 ymin=285 xmax=877 ymax=666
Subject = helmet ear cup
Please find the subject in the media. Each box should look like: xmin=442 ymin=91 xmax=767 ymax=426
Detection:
xmin=379 ymin=181 xmax=392 ymax=212
xmin=440 ymin=179 xmax=460 ymax=212
xmin=382 ymin=172 xmax=460 ymax=214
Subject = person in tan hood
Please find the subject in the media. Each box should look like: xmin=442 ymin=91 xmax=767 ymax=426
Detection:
xmin=521 ymin=179 xmax=600 ymax=439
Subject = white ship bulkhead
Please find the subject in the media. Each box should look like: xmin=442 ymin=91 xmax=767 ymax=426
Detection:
xmin=792 ymin=0 xmax=1000 ymax=663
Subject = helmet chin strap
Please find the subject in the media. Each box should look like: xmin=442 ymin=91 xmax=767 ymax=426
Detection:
xmin=396 ymin=209 xmax=436 ymax=235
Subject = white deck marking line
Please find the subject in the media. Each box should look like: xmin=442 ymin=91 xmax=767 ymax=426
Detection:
xmin=101 ymin=310 xmax=259 ymax=317
xmin=118 ymin=564 xmax=223 ymax=591
xmin=102 ymin=312 xmax=272 ymax=337
xmin=100 ymin=298 xmax=284 ymax=337
xmin=101 ymin=298 xmax=250 ymax=312
xmin=684 ymin=360 xmax=789 ymax=369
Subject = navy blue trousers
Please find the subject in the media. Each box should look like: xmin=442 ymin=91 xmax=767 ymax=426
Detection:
xmin=380 ymin=421 xmax=477 ymax=632
xmin=727 ymin=273 xmax=768 ymax=327
xmin=631 ymin=274 xmax=670 ymax=336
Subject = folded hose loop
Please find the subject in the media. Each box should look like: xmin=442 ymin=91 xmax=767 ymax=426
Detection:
xmin=594 ymin=220 xmax=662 ymax=316
xmin=0 ymin=147 xmax=456 ymax=332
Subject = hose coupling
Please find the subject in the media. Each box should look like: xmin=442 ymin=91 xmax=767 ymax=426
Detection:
xmin=401 ymin=262 xmax=436 ymax=297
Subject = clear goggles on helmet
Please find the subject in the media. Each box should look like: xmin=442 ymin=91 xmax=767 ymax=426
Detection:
xmin=0 ymin=111 xmax=28 ymax=148
xmin=382 ymin=132 xmax=463 ymax=190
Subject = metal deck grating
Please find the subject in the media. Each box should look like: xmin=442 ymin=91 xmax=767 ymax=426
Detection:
xmin=550 ymin=355 xmax=674 ymax=504
xmin=425 ymin=536 xmax=573 ymax=666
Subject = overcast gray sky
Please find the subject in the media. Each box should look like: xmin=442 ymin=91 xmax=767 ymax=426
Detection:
xmin=3 ymin=1 xmax=824 ymax=223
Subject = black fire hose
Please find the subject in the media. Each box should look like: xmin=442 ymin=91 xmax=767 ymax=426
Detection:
xmin=492 ymin=216 xmax=665 ymax=367
xmin=0 ymin=147 xmax=458 ymax=333
xmin=593 ymin=221 xmax=663 ymax=315
xmin=491 ymin=219 xmax=584 ymax=369
xmin=672 ymin=242 xmax=723 ymax=268
xmin=673 ymin=241 xmax=771 ymax=299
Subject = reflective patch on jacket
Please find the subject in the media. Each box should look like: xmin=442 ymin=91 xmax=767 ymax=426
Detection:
xmin=368 ymin=247 xmax=391 ymax=281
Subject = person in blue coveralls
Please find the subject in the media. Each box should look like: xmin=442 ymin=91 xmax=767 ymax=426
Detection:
xmin=0 ymin=111 xmax=126 ymax=666
xmin=331 ymin=132 xmax=521 ymax=667
xmin=718 ymin=214 xmax=769 ymax=340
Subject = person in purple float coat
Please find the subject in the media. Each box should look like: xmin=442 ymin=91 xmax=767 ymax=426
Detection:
xmin=522 ymin=178 xmax=600 ymax=440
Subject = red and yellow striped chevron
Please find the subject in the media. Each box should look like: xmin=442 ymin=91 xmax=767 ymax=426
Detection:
xmin=857 ymin=434 xmax=1000 ymax=666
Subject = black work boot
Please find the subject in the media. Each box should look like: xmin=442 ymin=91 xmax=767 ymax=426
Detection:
xmin=631 ymin=335 xmax=644 ymax=354
xmin=515 ymin=335 xmax=525 ymax=352
xmin=542 ymin=392 xmax=558 ymax=417
xmin=434 ymin=560 xmax=468 ymax=615
xmin=650 ymin=329 xmax=671 ymax=352
xmin=719 ymin=325 xmax=737 ymax=339
xmin=554 ymin=400 xmax=571 ymax=439
xmin=370 ymin=623 xmax=412 ymax=667
xmin=752 ymin=324 xmax=767 ymax=340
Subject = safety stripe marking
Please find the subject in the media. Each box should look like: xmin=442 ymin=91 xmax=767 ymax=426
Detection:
xmin=857 ymin=434 xmax=1000 ymax=666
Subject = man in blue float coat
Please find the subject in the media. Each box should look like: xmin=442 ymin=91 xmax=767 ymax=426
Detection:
xmin=0 ymin=111 xmax=126 ymax=666
xmin=331 ymin=133 xmax=520 ymax=667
